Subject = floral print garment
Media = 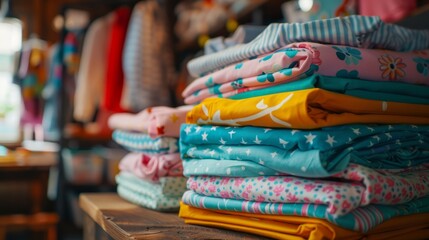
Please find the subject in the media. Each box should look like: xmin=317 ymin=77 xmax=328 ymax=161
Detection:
xmin=183 ymin=42 xmax=429 ymax=104
xmin=188 ymin=16 xmax=429 ymax=77
xmin=118 ymin=152 xmax=183 ymax=182
xmin=187 ymin=163 xmax=429 ymax=217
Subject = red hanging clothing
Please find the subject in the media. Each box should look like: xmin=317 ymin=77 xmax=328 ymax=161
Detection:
xmin=102 ymin=7 xmax=132 ymax=112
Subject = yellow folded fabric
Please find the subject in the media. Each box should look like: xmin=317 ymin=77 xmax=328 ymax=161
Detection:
xmin=186 ymin=88 xmax=429 ymax=129
xmin=179 ymin=202 xmax=429 ymax=240
xmin=179 ymin=202 xmax=352 ymax=240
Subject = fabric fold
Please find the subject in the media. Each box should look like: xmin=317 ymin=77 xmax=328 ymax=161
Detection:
xmin=117 ymin=185 xmax=180 ymax=211
xmin=184 ymin=42 xmax=429 ymax=104
xmin=180 ymin=124 xmax=429 ymax=177
xmin=180 ymin=202 xmax=429 ymax=240
xmin=186 ymin=88 xmax=429 ymax=129
xmin=116 ymin=172 xmax=187 ymax=197
xmin=187 ymin=15 xmax=429 ymax=77
xmin=108 ymin=105 xmax=193 ymax=138
xmin=112 ymin=130 xmax=178 ymax=154
xmin=119 ymin=152 xmax=183 ymax=181
xmin=182 ymin=190 xmax=429 ymax=233
xmin=187 ymin=163 xmax=429 ymax=217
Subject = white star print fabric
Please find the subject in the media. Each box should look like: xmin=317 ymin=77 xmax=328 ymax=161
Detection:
xmin=180 ymin=124 xmax=429 ymax=177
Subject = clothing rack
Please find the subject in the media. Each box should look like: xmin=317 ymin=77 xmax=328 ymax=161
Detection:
xmin=55 ymin=0 xmax=177 ymax=238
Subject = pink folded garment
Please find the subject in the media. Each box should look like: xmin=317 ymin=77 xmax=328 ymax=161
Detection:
xmin=182 ymin=42 xmax=429 ymax=104
xmin=108 ymin=105 xmax=194 ymax=138
xmin=188 ymin=163 xmax=429 ymax=217
xmin=119 ymin=152 xmax=183 ymax=182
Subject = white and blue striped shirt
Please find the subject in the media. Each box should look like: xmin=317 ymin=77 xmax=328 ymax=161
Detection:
xmin=188 ymin=15 xmax=429 ymax=77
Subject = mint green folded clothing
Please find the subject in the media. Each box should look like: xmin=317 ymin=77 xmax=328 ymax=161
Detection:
xmin=116 ymin=171 xmax=187 ymax=197
xmin=117 ymin=185 xmax=181 ymax=211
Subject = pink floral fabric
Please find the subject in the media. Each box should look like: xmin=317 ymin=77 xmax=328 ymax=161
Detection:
xmin=108 ymin=105 xmax=193 ymax=138
xmin=119 ymin=152 xmax=183 ymax=181
xmin=187 ymin=163 xmax=429 ymax=217
xmin=182 ymin=42 xmax=429 ymax=104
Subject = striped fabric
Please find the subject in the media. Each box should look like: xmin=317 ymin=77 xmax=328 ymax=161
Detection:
xmin=112 ymin=130 xmax=179 ymax=154
xmin=122 ymin=0 xmax=176 ymax=112
xmin=187 ymin=15 xmax=429 ymax=77
xmin=182 ymin=190 xmax=429 ymax=233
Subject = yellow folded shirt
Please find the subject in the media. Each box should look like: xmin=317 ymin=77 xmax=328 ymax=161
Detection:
xmin=179 ymin=202 xmax=429 ymax=240
xmin=186 ymin=88 xmax=429 ymax=129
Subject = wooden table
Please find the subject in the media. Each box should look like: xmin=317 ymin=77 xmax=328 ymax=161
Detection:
xmin=0 ymin=152 xmax=58 ymax=240
xmin=80 ymin=193 xmax=268 ymax=240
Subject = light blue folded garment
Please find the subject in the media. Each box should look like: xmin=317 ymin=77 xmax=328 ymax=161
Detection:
xmin=117 ymin=185 xmax=181 ymax=211
xmin=116 ymin=172 xmax=187 ymax=211
xmin=116 ymin=172 xmax=187 ymax=197
xmin=180 ymin=124 xmax=429 ymax=177
xmin=113 ymin=130 xmax=179 ymax=154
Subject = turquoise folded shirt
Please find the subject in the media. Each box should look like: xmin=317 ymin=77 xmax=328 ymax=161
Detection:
xmin=230 ymin=74 xmax=429 ymax=105
xmin=180 ymin=124 xmax=429 ymax=177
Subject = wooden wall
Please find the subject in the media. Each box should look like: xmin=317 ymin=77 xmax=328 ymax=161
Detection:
xmin=10 ymin=0 xmax=90 ymax=43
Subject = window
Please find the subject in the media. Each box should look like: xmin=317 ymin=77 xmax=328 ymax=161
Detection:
xmin=0 ymin=18 xmax=22 ymax=143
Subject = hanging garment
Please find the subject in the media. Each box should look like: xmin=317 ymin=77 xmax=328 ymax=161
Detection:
xmin=186 ymin=88 xmax=429 ymax=129
xmin=18 ymin=39 xmax=48 ymax=126
xmin=182 ymin=191 xmax=429 ymax=233
xmin=187 ymin=15 xmax=429 ymax=77
xmin=122 ymin=0 xmax=176 ymax=112
xmin=42 ymin=44 xmax=61 ymax=140
xmin=118 ymin=152 xmax=183 ymax=181
xmin=73 ymin=13 xmax=114 ymax=122
xmin=112 ymin=130 xmax=178 ymax=154
xmin=180 ymin=124 xmax=429 ymax=177
xmin=108 ymin=105 xmax=193 ymax=138
xmin=102 ymin=7 xmax=131 ymax=112
xmin=63 ymin=31 xmax=82 ymax=123
xmin=179 ymin=203 xmax=429 ymax=240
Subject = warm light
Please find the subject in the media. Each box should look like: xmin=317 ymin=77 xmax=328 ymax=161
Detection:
xmin=298 ymin=0 xmax=314 ymax=12
xmin=0 ymin=18 xmax=22 ymax=54
xmin=0 ymin=17 xmax=22 ymax=143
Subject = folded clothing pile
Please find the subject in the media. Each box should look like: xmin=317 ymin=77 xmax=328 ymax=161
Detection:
xmin=109 ymin=105 xmax=193 ymax=211
xmin=178 ymin=15 xmax=429 ymax=239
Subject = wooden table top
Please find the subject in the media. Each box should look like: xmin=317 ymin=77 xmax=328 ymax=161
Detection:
xmin=79 ymin=193 xmax=268 ymax=240
xmin=0 ymin=152 xmax=57 ymax=171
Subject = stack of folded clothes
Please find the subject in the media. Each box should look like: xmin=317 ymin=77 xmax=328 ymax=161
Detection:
xmin=108 ymin=105 xmax=193 ymax=211
xmin=178 ymin=15 xmax=429 ymax=239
